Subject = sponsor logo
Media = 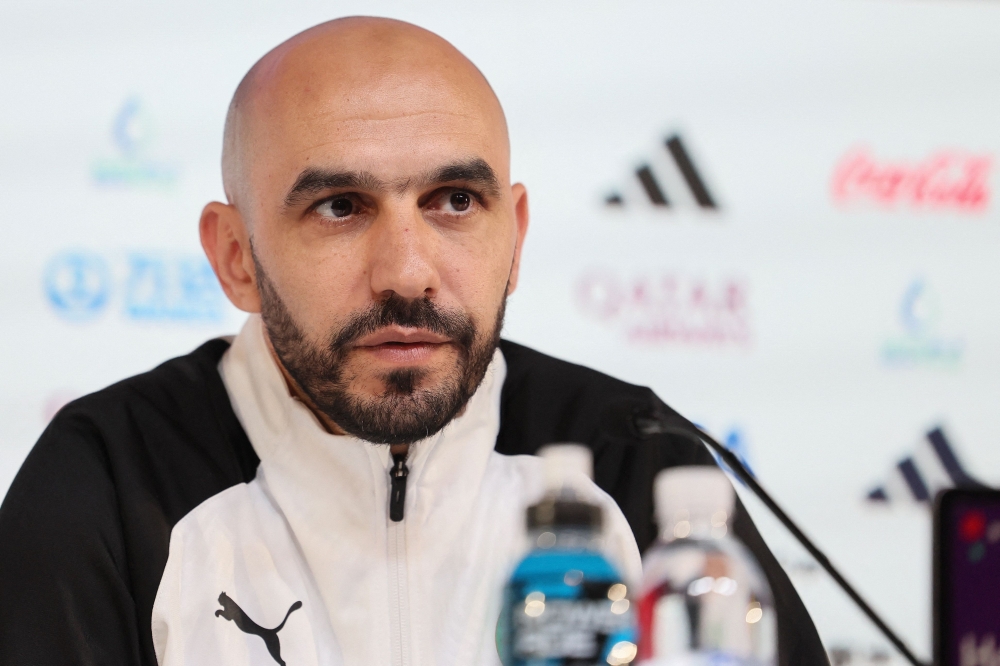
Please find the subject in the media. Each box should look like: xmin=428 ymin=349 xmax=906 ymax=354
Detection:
xmin=831 ymin=147 xmax=991 ymax=212
xmin=691 ymin=422 xmax=755 ymax=483
xmin=880 ymin=279 xmax=963 ymax=367
xmin=45 ymin=250 xmax=226 ymax=323
xmin=44 ymin=251 xmax=112 ymax=320
xmin=575 ymin=269 xmax=749 ymax=345
xmin=605 ymin=134 xmax=718 ymax=211
xmin=90 ymin=96 xmax=178 ymax=188
xmin=215 ymin=592 xmax=302 ymax=666
xmin=717 ymin=426 xmax=755 ymax=477
xmin=866 ymin=426 xmax=980 ymax=504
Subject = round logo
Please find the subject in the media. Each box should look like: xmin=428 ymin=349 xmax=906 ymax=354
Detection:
xmin=44 ymin=252 xmax=111 ymax=320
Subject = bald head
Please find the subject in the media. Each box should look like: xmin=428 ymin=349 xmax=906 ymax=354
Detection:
xmin=201 ymin=17 xmax=529 ymax=445
xmin=221 ymin=17 xmax=508 ymax=210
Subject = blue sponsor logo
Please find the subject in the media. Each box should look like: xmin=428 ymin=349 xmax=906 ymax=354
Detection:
xmin=721 ymin=427 xmax=754 ymax=477
xmin=44 ymin=251 xmax=112 ymax=320
xmin=694 ymin=422 xmax=755 ymax=480
xmin=90 ymin=97 xmax=178 ymax=188
xmin=880 ymin=279 xmax=963 ymax=367
xmin=45 ymin=250 xmax=226 ymax=323
xmin=123 ymin=253 xmax=224 ymax=321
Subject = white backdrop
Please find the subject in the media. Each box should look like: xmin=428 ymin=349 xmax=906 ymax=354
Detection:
xmin=3 ymin=1 xmax=1000 ymax=662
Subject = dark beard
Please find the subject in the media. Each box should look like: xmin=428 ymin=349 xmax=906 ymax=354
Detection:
xmin=254 ymin=257 xmax=505 ymax=445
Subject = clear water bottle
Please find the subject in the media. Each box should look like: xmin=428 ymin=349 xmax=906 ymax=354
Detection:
xmin=499 ymin=444 xmax=638 ymax=666
xmin=637 ymin=467 xmax=776 ymax=665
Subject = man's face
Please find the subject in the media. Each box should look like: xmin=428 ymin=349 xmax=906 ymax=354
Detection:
xmin=227 ymin=45 xmax=527 ymax=444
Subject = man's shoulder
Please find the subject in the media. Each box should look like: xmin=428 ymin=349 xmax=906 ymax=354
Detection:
xmin=497 ymin=339 xmax=670 ymax=456
xmin=61 ymin=338 xmax=233 ymax=426
xmin=499 ymin=339 xmax=654 ymax=402
xmin=16 ymin=337 xmax=258 ymax=526
xmin=0 ymin=338 xmax=257 ymax=665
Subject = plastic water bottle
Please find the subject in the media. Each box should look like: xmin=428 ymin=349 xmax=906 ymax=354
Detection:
xmin=499 ymin=444 xmax=638 ymax=666
xmin=637 ymin=467 xmax=776 ymax=665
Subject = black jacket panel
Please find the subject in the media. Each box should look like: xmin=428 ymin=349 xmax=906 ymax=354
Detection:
xmin=0 ymin=339 xmax=257 ymax=665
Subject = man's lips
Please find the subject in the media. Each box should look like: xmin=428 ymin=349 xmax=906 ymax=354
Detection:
xmin=352 ymin=327 xmax=451 ymax=365
xmin=353 ymin=327 xmax=451 ymax=348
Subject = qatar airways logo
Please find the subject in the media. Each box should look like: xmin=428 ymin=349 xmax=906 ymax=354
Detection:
xmin=575 ymin=270 xmax=750 ymax=346
xmin=831 ymin=147 xmax=992 ymax=212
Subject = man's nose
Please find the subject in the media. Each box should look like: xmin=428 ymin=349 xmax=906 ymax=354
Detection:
xmin=368 ymin=205 xmax=441 ymax=301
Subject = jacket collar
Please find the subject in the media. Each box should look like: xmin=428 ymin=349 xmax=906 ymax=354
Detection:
xmin=219 ymin=314 xmax=507 ymax=525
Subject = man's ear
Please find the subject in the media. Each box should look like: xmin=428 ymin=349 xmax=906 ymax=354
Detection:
xmin=506 ymin=183 xmax=530 ymax=296
xmin=200 ymin=202 xmax=261 ymax=313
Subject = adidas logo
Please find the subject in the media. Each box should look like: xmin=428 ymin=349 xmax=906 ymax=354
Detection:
xmin=867 ymin=426 xmax=984 ymax=504
xmin=606 ymin=134 xmax=718 ymax=210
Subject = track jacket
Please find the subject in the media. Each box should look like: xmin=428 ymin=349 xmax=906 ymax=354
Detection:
xmin=0 ymin=318 xmax=828 ymax=665
xmin=151 ymin=316 xmax=641 ymax=665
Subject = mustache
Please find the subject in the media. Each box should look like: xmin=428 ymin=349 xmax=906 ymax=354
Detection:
xmin=331 ymin=294 xmax=477 ymax=351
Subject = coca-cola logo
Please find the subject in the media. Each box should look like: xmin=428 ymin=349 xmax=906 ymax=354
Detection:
xmin=575 ymin=270 xmax=750 ymax=346
xmin=831 ymin=147 xmax=992 ymax=212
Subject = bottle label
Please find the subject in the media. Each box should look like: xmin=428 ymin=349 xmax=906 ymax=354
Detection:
xmin=501 ymin=550 xmax=638 ymax=665
xmin=513 ymin=598 xmax=634 ymax=660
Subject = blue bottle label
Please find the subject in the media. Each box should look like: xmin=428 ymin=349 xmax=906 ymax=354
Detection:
xmin=501 ymin=550 xmax=637 ymax=665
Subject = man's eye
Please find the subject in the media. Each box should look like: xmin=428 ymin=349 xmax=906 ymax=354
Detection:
xmin=447 ymin=192 xmax=471 ymax=212
xmin=317 ymin=197 xmax=355 ymax=218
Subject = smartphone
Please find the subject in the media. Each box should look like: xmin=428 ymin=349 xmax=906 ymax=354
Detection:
xmin=934 ymin=488 xmax=1000 ymax=665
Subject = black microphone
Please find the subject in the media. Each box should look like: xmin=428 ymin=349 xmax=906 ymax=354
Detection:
xmin=627 ymin=406 xmax=928 ymax=666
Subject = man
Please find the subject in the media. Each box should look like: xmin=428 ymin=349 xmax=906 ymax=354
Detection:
xmin=0 ymin=17 xmax=826 ymax=666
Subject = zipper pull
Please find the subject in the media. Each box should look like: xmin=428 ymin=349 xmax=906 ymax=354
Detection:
xmin=389 ymin=451 xmax=409 ymax=522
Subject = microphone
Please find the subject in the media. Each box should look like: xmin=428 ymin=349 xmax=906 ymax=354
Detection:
xmin=627 ymin=406 xmax=928 ymax=666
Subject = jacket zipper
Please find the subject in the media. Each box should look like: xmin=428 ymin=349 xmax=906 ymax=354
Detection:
xmin=389 ymin=452 xmax=409 ymax=522
xmin=387 ymin=451 xmax=411 ymax=666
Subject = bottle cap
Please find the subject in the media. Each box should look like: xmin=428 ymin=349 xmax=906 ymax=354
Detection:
xmin=529 ymin=444 xmax=602 ymax=531
xmin=538 ymin=443 xmax=593 ymax=490
xmin=654 ymin=466 xmax=736 ymax=532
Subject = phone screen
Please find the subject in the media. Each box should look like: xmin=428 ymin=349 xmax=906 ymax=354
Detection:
xmin=935 ymin=489 xmax=1000 ymax=665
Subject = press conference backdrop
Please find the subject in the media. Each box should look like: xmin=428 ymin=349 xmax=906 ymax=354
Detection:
xmin=3 ymin=0 xmax=1000 ymax=661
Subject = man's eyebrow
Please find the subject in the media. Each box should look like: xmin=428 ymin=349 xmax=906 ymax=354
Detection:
xmin=283 ymin=169 xmax=384 ymax=208
xmin=283 ymin=159 xmax=502 ymax=208
xmin=424 ymin=158 xmax=501 ymax=197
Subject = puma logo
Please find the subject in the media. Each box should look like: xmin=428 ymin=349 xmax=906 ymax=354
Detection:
xmin=215 ymin=591 xmax=303 ymax=666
